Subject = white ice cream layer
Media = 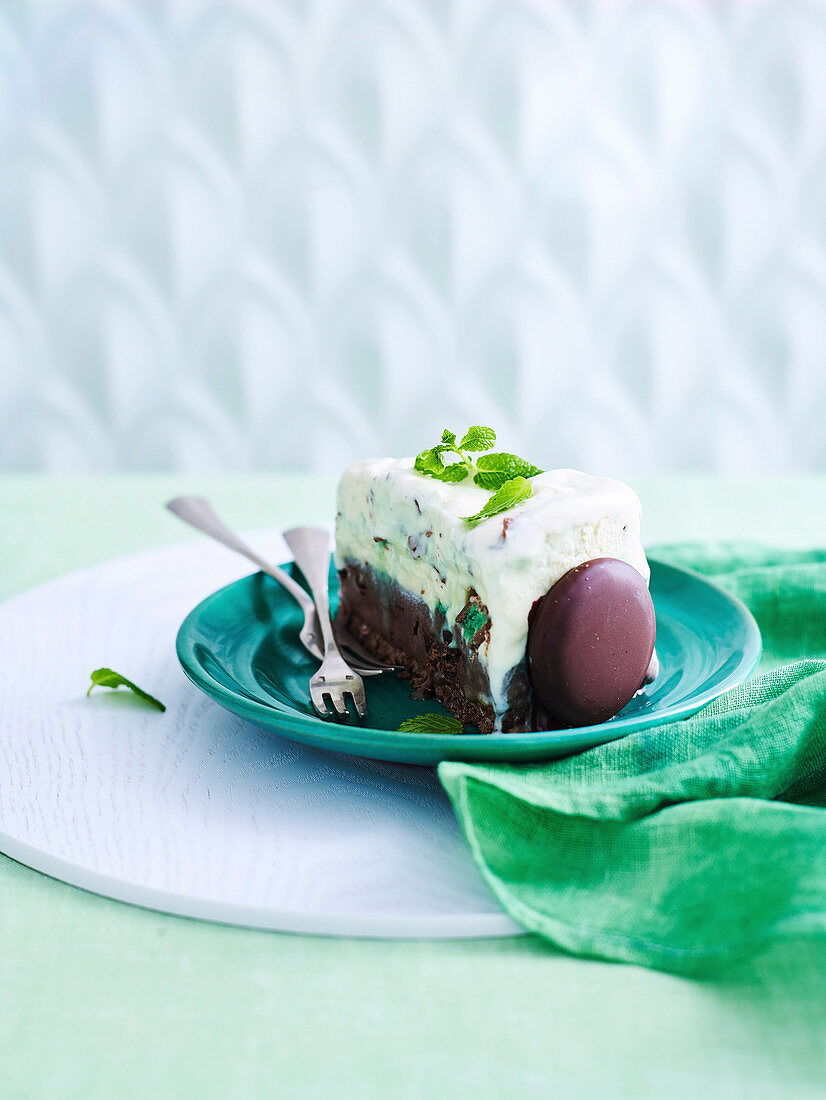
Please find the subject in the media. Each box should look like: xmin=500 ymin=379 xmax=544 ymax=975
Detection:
xmin=334 ymin=459 xmax=650 ymax=724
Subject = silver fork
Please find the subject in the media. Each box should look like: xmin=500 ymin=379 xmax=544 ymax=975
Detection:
xmin=283 ymin=527 xmax=367 ymax=720
xmin=165 ymin=496 xmax=386 ymax=676
xmin=282 ymin=524 xmax=404 ymax=674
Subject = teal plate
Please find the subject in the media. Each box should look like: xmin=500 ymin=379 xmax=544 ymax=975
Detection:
xmin=176 ymin=560 xmax=761 ymax=767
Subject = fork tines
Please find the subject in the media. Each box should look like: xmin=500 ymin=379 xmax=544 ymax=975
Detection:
xmin=310 ymin=674 xmax=367 ymax=720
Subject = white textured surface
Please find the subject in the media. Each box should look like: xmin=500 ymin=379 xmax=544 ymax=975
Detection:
xmin=0 ymin=535 xmax=520 ymax=937
xmin=335 ymin=458 xmax=648 ymax=718
xmin=1 ymin=0 xmax=826 ymax=473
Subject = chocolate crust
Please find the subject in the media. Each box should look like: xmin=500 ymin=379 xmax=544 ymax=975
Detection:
xmin=335 ymin=560 xmax=534 ymax=733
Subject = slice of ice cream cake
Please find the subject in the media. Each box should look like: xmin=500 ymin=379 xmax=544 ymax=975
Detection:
xmin=333 ymin=447 xmax=656 ymax=734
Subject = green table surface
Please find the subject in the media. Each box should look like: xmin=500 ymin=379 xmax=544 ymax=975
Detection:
xmin=3 ymin=474 xmax=826 ymax=1100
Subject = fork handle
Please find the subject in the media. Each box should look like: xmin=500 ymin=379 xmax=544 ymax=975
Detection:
xmin=282 ymin=527 xmax=339 ymax=655
xmin=166 ymin=496 xmax=317 ymax=618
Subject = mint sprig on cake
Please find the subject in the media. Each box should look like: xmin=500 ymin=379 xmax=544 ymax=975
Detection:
xmin=414 ymin=426 xmax=543 ymax=522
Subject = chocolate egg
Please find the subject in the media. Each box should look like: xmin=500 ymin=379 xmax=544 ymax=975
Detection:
xmin=528 ymin=558 xmax=656 ymax=727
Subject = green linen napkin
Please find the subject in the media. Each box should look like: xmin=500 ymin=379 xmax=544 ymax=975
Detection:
xmin=439 ymin=546 xmax=826 ymax=975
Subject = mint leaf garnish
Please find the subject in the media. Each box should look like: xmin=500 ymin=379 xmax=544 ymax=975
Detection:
xmin=463 ymin=476 xmax=532 ymax=525
xmin=398 ymin=714 xmax=465 ymax=735
xmin=440 ymin=463 xmax=470 ymax=483
xmin=87 ymin=668 xmax=166 ymax=712
xmin=472 ymin=472 xmax=510 ymax=491
xmin=459 ymin=425 xmax=496 ymax=451
xmin=414 ymin=427 xmax=543 ymax=523
xmin=473 ymin=453 xmax=543 ymax=491
xmin=415 ymin=447 xmax=446 ymax=477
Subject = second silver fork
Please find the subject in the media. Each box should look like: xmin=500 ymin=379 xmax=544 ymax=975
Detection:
xmin=283 ymin=527 xmax=367 ymax=720
xmin=165 ymin=495 xmax=388 ymax=676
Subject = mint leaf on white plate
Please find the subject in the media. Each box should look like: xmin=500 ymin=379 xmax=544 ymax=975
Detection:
xmin=87 ymin=668 xmax=166 ymax=712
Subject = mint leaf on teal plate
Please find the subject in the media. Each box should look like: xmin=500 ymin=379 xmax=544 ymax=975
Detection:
xmin=397 ymin=714 xmax=465 ymax=734
xmin=463 ymin=475 xmax=532 ymax=525
xmin=87 ymin=668 xmax=166 ymax=712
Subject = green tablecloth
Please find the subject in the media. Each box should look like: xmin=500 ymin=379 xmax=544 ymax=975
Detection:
xmin=3 ymin=474 xmax=826 ymax=1099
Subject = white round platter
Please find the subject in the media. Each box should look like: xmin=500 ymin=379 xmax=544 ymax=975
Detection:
xmin=0 ymin=532 xmax=522 ymax=939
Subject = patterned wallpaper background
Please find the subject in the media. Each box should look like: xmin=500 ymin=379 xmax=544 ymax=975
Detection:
xmin=1 ymin=0 xmax=826 ymax=475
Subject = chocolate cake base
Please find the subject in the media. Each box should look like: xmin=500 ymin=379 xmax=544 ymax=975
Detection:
xmin=335 ymin=560 xmax=534 ymax=733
